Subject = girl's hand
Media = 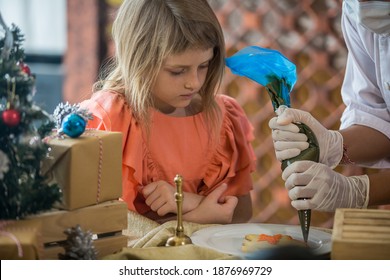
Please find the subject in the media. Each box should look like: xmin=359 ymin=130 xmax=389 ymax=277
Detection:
xmin=183 ymin=184 xmax=238 ymax=224
xmin=140 ymin=181 xmax=202 ymax=216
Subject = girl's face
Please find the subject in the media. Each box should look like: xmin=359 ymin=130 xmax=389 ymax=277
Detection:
xmin=151 ymin=48 xmax=214 ymax=116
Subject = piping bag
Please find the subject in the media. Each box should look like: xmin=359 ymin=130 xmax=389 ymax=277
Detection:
xmin=225 ymin=46 xmax=319 ymax=243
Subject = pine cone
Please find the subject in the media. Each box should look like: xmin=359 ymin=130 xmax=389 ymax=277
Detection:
xmin=59 ymin=224 xmax=98 ymax=260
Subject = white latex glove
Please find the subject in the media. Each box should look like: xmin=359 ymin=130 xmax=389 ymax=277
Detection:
xmin=269 ymin=106 xmax=343 ymax=169
xmin=282 ymin=161 xmax=369 ymax=212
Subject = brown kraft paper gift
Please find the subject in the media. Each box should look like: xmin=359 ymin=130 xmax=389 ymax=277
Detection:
xmin=42 ymin=130 xmax=122 ymax=210
xmin=0 ymin=219 xmax=43 ymax=260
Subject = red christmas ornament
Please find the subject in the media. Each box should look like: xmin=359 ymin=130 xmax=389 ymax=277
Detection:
xmin=2 ymin=109 xmax=21 ymax=127
xmin=17 ymin=61 xmax=31 ymax=76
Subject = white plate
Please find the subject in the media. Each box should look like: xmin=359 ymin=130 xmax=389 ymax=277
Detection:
xmin=191 ymin=223 xmax=332 ymax=257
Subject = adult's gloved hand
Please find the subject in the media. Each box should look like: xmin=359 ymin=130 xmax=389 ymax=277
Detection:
xmin=282 ymin=161 xmax=369 ymax=212
xmin=269 ymin=107 xmax=343 ymax=169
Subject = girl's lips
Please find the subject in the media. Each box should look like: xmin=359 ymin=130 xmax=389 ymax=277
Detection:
xmin=180 ymin=93 xmax=195 ymax=99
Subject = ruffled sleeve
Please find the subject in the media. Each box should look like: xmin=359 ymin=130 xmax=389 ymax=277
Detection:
xmin=203 ymin=94 xmax=256 ymax=196
xmin=80 ymin=91 xmax=144 ymax=212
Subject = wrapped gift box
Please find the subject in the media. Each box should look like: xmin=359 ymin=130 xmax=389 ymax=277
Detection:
xmin=0 ymin=219 xmax=43 ymax=260
xmin=42 ymin=130 xmax=122 ymax=210
xmin=26 ymin=200 xmax=128 ymax=259
xmin=331 ymin=208 xmax=390 ymax=260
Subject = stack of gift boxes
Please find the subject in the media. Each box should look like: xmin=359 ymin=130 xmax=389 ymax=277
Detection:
xmin=0 ymin=130 xmax=128 ymax=260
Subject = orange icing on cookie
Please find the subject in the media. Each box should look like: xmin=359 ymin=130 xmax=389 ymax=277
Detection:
xmin=257 ymin=234 xmax=292 ymax=245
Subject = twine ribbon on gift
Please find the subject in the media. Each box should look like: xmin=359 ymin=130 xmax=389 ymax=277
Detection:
xmin=0 ymin=220 xmax=23 ymax=257
xmin=84 ymin=129 xmax=103 ymax=204
xmin=42 ymin=130 xmax=65 ymax=143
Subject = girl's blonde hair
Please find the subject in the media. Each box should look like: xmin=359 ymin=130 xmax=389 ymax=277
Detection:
xmin=94 ymin=0 xmax=225 ymax=134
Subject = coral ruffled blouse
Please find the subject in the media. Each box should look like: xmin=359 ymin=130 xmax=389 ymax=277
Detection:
xmin=81 ymin=91 xmax=256 ymax=215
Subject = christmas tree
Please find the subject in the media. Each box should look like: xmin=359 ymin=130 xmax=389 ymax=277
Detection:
xmin=0 ymin=13 xmax=61 ymax=220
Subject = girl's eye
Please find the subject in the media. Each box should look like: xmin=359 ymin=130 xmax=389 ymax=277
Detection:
xmin=170 ymin=69 xmax=185 ymax=76
xmin=199 ymin=64 xmax=209 ymax=70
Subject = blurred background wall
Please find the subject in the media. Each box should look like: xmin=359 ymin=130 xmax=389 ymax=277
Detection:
xmin=2 ymin=0 xmax=388 ymax=228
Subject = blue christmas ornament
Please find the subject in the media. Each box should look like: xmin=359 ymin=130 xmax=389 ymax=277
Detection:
xmin=61 ymin=113 xmax=86 ymax=138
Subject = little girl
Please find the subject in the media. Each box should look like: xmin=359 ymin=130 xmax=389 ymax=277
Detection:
xmin=81 ymin=0 xmax=256 ymax=224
